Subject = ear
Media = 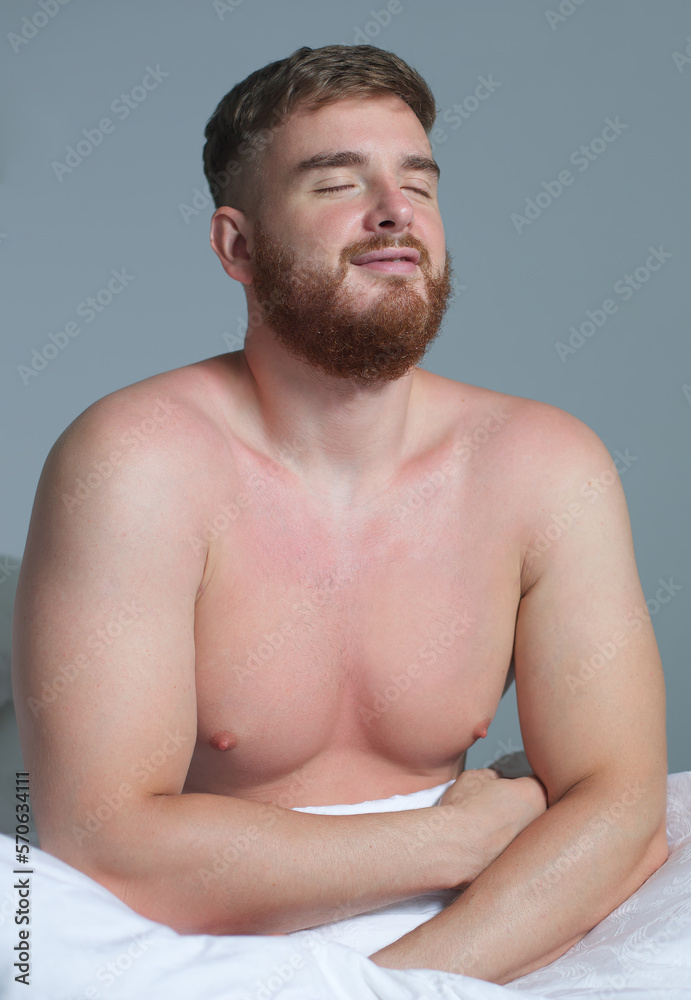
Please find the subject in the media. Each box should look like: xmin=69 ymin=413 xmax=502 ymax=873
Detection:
xmin=210 ymin=206 xmax=254 ymax=285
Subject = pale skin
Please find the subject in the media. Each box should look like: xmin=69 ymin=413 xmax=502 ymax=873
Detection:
xmin=12 ymin=95 xmax=668 ymax=984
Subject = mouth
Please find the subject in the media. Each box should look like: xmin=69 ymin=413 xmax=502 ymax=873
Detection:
xmin=350 ymin=247 xmax=420 ymax=274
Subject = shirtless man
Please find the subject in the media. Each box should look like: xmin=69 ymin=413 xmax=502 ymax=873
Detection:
xmin=12 ymin=44 xmax=668 ymax=984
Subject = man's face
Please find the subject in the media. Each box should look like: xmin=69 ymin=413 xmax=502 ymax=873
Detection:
xmin=247 ymin=94 xmax=454 ymax=386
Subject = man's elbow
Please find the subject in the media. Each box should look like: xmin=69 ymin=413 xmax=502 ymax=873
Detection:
xmin=642 ymin=823 xmax=669 ymax=878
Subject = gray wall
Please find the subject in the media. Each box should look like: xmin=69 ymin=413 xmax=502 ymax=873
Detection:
xmin=1 ymin=0 xmax=689 ymax=774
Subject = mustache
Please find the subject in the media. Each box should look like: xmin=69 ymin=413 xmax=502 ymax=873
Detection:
xmin=344 ymin=234 xmax=431 ymax=268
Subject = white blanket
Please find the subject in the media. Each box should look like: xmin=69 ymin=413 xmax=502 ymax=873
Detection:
xmin=2 ymin=773 xmax=691 ymax=999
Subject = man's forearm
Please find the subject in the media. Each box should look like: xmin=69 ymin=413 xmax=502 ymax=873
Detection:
xmin=68 ymin=789 xmax=471 ymax=937
xmin=370 ymin=772 xmax=669 ymax=983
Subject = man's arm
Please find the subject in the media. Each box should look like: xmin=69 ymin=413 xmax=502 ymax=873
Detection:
xmin=371 ymin=405 xmax=669 ymax=982
xmin=11 ymin=390 xmax=532 ymax=936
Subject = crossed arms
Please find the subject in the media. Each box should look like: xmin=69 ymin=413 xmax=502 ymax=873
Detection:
xmin=12 ymin=392 xmax=668 ymax=983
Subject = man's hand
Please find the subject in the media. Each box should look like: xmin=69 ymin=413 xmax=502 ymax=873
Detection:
xmin=436 ymin=768 xmax=548 ymax=888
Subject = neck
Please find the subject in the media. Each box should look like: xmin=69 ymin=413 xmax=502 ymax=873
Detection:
xmin=237 ymin=327 xmax=426 ymax=500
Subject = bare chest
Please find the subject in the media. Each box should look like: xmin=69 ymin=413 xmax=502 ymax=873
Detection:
xmin=184 ymin=444 xmax=523 ymax=805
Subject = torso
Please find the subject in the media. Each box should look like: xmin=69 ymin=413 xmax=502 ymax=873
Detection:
xmin=130 ymin=354 xmax=536 ymax=807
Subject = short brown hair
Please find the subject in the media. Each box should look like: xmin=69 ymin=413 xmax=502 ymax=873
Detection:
xmin=202 ymin=44 xmax=437 ymax=217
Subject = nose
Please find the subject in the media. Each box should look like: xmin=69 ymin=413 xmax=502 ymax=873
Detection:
xmin=362 ymin=179 xmax=415 ymax=234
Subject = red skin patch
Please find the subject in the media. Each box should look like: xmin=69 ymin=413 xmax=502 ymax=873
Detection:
xmin=209 ymin=730 xmax=238 ymax=751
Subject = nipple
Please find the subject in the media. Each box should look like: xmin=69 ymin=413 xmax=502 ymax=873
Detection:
xmin=472 ymin=717 xmax=491 ymax=741
xmin=209 ymin=730 xmax=238 ymax=751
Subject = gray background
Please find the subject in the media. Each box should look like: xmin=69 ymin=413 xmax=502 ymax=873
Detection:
xmin=1 ymin=0 xmax=689 ymax=797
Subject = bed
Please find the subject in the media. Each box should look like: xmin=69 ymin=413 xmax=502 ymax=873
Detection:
xmin=1 ymin=771 xmax=691 ymax=999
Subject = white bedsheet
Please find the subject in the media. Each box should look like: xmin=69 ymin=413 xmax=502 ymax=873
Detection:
xmin=1 ymin=773 xmax=691 ymax=999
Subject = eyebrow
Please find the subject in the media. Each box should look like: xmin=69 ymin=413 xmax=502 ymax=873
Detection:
xmin=289 ymin=150 xmax=441 ymax=183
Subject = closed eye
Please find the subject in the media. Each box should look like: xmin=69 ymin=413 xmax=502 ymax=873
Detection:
xmin=316 ymin=184 xmax=431 ymax=198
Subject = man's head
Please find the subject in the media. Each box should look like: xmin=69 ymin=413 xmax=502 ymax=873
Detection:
xmin=204 ymin=44 xmax=455 ymax=386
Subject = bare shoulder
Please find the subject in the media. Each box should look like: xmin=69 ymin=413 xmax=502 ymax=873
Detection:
xmin=482 ymin=391 xmax=626 ymax=592
xmin=498 ymin=392 xmax=618 ymax=488
xmin=423 ymin=371 xmax=620 ymax=572
xmin=51 ymin=354 xmax=234 ymax=477
xmin=420 ymin=370 xmax=602 ymax=458
xmin=427 ymin=371 xmax=610 ymax=470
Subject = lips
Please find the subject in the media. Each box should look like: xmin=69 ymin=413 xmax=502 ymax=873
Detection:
xmin=350 ymin=247 xmax=421 ymax=266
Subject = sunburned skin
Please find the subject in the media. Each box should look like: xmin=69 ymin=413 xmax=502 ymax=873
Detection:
xmin=178 ymin=363 xmax=525 ymax=808
xmin=144 ymin=350 xmax=529 ymax=809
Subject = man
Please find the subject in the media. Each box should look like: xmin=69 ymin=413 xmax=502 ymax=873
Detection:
xmin=12 ymin=44 xmax=668 ymax=984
